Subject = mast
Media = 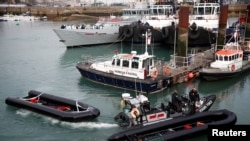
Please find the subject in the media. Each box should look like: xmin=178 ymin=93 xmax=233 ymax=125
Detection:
xmin=144 ymin=29 xmax=151 ymax=55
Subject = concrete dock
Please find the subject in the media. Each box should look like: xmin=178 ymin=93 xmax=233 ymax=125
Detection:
xmin=154 ymin=48 xmax=215 ymax=86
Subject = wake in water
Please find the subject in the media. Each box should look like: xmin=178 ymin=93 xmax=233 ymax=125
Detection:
xmin=16 ymin=109 xmax=118 ymax=129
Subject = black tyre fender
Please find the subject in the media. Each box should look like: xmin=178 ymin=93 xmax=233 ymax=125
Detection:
xmin=137 ymin=26 xmax=147 ymax=39
xmin=162 ymin=27 xmax=169 ymax=38
xmin=124 ymin=26 xmax=133 ymax=38
xmin=118 ymin=26 xmax=124 ymax=37
xmin=189 ymin=22 xmax=200 ymax=40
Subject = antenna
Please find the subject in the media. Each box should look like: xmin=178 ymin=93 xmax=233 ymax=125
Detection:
xmin=143 ymin=29 xmax=151 ymax=55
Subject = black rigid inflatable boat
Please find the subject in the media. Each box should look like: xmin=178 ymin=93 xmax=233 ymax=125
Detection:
xmin=108 ymin=109 xmax=237 ymax=141
xmin=114 ymin=93 xmax=216 ymax=128
xmin=5 ymin=90 xmax=100 ymax=122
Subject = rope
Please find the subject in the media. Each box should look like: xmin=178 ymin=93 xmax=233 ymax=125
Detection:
xmin=101 ymin=33 xmax=126 ymax=48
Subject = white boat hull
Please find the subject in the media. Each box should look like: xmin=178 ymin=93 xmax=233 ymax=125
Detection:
xmin=53 ymin=28 xmax=121 ymax=47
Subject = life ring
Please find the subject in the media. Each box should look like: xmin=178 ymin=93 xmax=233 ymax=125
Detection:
xmin=163 ymin=66 xmax=170 ymax=75
xmin=124 ymin=26 xmax=133 ymax=38
xmin=162 ymin=27 xmax=169 ymax=38
xmin=137 ymin=26 xmax=147 ymax=39
xmin=151 ymin=69 xmax=159 ymax=80
xmin=130 ymin=107 xmax=140 ymax=119
xmin=231 ymin=64 xmax=235 ymax=71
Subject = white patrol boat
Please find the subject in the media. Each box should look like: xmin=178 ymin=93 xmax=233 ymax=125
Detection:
xmin=76 ymin=30 xmax=170 ymax=94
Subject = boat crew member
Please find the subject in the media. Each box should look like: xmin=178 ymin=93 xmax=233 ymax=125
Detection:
xmin=189 ymin=88 xmax=200 ymax=103
xmin=188 ymin=88 xmax=200 ymax=114
xmin=171 ymin=90 xmax=182 ymax=112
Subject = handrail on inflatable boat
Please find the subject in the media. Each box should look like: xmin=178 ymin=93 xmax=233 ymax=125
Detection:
xmin=23 ymin=92 xmax=44 ymax=102
xmin=76 ymin=101 xmax=80 ymax=112
xmin=75 ymin=101 xmax=88 ymax=112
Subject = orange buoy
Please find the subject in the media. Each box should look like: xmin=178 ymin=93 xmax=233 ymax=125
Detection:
xmin=188 ymin=73 xmax=194 ymax=79
xmin=163 ymin=66 xmax=170 ymax=75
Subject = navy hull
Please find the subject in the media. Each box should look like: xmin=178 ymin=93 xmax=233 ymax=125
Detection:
xmin=76 ymin=62 xmax=171 ymax=94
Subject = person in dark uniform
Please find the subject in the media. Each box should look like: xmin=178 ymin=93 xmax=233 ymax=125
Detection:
xmin=189 ymin=88 xmax=200 ymax=103
xmin=188 ymin=87 xmax=200 ymax=114
xmin=171 ymin=90 xmax=182 ymax=112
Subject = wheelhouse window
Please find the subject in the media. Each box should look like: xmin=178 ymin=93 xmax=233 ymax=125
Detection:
xmin=112 ymin=59 xmax=121 ymax=66
xmin=224 ymin=56 xmax=228 ymax=61
xmin=117 ymin=59 xmax=120 ymax=66
xmin=205 ymin=7 xmax=212 ymax=14
xmin=132 ymin=57 xmax=139 ymax=69
xmin=122 ymin=60 xmax=129 ymax=67
xmin=232 ymin=55 xmax=235 ymax=60
xmin=219 ymin=55 xmax=223 ymax=61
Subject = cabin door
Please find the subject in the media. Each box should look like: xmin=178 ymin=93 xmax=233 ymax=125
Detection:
xmin=144 ymin=58 xmax=151 ymax=77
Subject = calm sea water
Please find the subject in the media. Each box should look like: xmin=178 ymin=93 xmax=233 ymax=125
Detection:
xmin=0 ymin=20 xmax=249 ymax=141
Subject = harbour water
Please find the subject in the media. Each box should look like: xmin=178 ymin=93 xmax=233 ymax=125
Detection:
xmin=0 ymin=20 xmax=250 ymax=141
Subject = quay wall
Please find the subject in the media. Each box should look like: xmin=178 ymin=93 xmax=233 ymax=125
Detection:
xmin=0 ymin=6 xmax=123 ymax=21
xmin=1 ymin=4 xmax=249 ymax=20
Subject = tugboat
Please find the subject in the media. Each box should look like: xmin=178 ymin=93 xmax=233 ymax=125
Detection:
xmin=118 ymin=3 xmax=177 ymax=46
xmin=76 ymin=30 xmax=170 ymax=94
xmin=199 ymin=28 xmax=250 ymax=81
